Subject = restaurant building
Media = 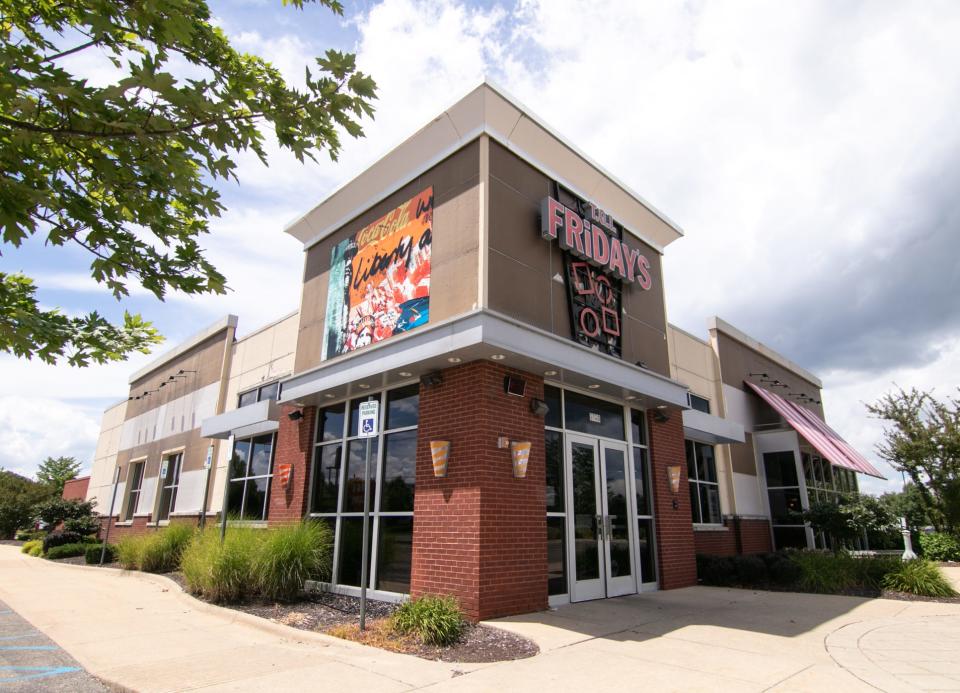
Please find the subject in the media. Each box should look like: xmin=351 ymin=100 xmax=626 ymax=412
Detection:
xmin=86 ymin=83 xmax=882 ymax=620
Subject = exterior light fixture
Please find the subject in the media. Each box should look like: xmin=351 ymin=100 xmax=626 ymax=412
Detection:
xmin=748 ymin=372 xmax=769 ymax=378
xmin=667 ymin=464 xmax=682 ymax=508
xmin=357 ymin=383 xmax=370 ymax=389
xmin=398 ymin=371 xmax=412 ymax=377
xmin=511 ymin=441 xmax=532 ymax=478
xmin=430 ymin=441 xmax=450 ymax=477
xmin=530 ymin=398 xmax=549 ymax=417
xmin=323 ymin=393 xmax=335 ymax=399
xmin=447 ymin=356 xmax=462 ymax=363
xmin=421 ymin=371 xmax=443 ymax=387
xmin=625 ymin=395 xmax=637 ymax=401
xmin=588 ymin=384 xmax=600 ymax=389
xmin=287 ymin=410 xmax=304 ymax=421
xmin=504 ymin=375 xmax=526 ymax=397
xmin=544 ymin=370 xmax=557 ymax=376
xmin=490 ymin=354 xmax=505 ymax=361
xmin=652 ymin=406 xmax=670 ymax=424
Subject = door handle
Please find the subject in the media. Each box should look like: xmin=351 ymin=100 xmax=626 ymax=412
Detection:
xmin=595 ymin=515 xmax=604 ymax=541
xmin=604 ymin=515 xmax=613 ymax=541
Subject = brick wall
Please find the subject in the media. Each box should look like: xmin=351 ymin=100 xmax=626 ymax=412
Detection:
xmin=62 ymin=476 xmax=89 ymax=501
xmin=693 ymin=517 xmax=773 ymax=557
xmin=412 ymin=361 xmax=547 ymax=621
xmin=647 ymin=409 xmax=698 ymax=589
xmin=98 ymin=513 xmax=204 ymax=541
xmin=267 ymin=405 xmax=316 ymax=525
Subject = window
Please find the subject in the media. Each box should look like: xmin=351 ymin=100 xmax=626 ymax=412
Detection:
xmin=687 ymin=441 xmax=721 ymax=524
xmin=123 ymin=461 xmax=144 ymax=521
xmin=763 ymin=450 xmax=806 ymax=549
xmin=238 ymin=381 xmax=281 ymax=408
xmin=226 ymin=433 xmax=275 ymax=521
xmin=155 ymin=452 xmax=182 ymax=522
xmin=687 ymin=393 xmax=711 ymax=414
xmin=309 ymin=383 xmax=418 ymax=594
xmin=631 ymin=409 xmax=656 ymax=584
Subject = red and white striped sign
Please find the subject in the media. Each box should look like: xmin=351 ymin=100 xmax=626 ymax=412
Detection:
xmin=276 ymin=463 xmax=293 ymax=487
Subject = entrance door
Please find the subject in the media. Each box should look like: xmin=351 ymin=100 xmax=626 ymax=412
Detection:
xmin=566 ymin=434 xmax=637 ymax=601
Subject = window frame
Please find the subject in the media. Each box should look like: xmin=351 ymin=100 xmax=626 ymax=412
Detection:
xmin=306 ymin=381 xmax=419 ymax=598
xmin=686 ymin=440 xmax=722 ymax=526
xmin=154 ymin=450 xmax=183 ymax=523
xmin=123 ymin=458 xmax=146 ymax=521
xmin=237 ymin=380 xmax=281 ymax=408
xmin=226 ymin=433 xmax=276 ymax=522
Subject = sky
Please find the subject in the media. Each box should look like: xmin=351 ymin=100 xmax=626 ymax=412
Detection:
xmin=2 ymin=0 xmax=958 ymax=495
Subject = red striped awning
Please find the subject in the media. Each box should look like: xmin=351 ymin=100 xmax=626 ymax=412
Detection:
xmin=744 ymin=381 xmax=885 ymax=479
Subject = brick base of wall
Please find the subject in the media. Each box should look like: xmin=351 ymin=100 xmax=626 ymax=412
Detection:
xmin=693 ymin=517 xmax=773 ymax=557
xmin=267 ymin=405 xmax=316 ymax=526
xmin=98 ymin=513 xmax=207 ymax=542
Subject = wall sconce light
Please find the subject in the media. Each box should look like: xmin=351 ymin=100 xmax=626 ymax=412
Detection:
xmin=504 ymin=375 xmax=526 ymax=397
xmin=421 ymin=371 xmax=443 ymax=388
xmin=430 ymin=441 xmax=450 ymax=477
xmin=748 ymin=372 xmax=769 ymax=378
xmin=287 ymin=410 xmax=304 ymax=421
xmin=652 ymin=406 xmax=670 ymax=424
xmin=511 ymin=441 xmax=531 ymax=478
xmin=529 ymin=398 xmax=549 ymax=417
xmin=667 ymin=464 xmax=682 ymax=509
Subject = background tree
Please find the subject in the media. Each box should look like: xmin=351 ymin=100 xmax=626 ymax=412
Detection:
xmin=0 ymin=0 xmax=376 ymax=366
xmin=0 ymin=468 xmax=49 ymax=538
xmin=868 ymin=387 xmax=960 ymax=533
xmin=33 ymin=496 xmax=98 ymax=533
xmin=800 ymin=493 xmax=899 ymax=549
xmin=35 ymin=456 xmax=81 ymax=495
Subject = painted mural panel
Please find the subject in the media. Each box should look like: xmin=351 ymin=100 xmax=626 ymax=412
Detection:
xmin=322 ymin=188 xmax=433 ymax=359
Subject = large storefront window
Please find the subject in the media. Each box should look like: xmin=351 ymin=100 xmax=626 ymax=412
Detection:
xmin=764 ymin=451 xmax=806 ymax=549
xmin=227 ymin=433 xmax=275 ymax=521
xmin=309 ymin=383 xmax=418 ymax=594
xmin=686 ymin=441 xmax=721 ymax=524
xmin=802 ymin=450 xmax=861 ymax=549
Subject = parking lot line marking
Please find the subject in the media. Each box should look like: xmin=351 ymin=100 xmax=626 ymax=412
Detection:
xmin=0 ymin=645 xmax=58 ymax=651
xmin=0 ymin=666 xmax=82 ymax=682
xmin=0 ymin=633 xmax=39 ymax=641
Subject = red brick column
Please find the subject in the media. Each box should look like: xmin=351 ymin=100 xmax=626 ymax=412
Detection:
xmin=412 ymin=361 xmax=547 ymax=621
xmin=648 ymin=408 xmax=697 ymax=589
xmin=267 ymin=405 xmax=316 ymax=525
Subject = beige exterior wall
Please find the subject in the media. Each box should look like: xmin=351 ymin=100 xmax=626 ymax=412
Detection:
xmin=85 ymin=400 xmax=127 ymax=515
xmin=667 ymin=325 xmax=723 ymax=413
xmin=208 ymin=312 xmax=299 ymax=514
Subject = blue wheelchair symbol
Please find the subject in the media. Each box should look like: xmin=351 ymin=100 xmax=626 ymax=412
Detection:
xmin=362 ymin=419 xmax=374 ymax=434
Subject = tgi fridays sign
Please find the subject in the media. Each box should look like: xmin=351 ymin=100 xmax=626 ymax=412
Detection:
xmin=540 ymin=194 xmax=655 ymax=357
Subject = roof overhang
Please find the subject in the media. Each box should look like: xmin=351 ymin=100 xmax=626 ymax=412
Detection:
xmin=279 ymin=310 xmax=689 ymax=412
xmin=683 ymin=409 xmax=746 ymax=445
xmin=201 ymin=399 xmax=280 ymax=440
xmin=284 ymin=81 xmax=683 ymax=254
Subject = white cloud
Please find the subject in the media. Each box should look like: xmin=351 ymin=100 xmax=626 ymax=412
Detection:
xmin=0 ymin=396 xmax=103 ymax=478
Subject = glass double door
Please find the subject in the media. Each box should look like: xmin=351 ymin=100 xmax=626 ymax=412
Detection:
xmin=566 ymin=433 xmax=637 ymax=601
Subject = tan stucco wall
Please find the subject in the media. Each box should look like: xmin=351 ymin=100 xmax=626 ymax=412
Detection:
xmin=85 ymin=400 xmax=127 ymax=513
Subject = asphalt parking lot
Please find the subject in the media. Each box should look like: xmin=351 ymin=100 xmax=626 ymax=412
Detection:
xmin=0 ymin=598 xmax=106 ymax=692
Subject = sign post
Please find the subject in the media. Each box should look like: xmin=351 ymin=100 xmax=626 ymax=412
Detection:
xmin=358 ymin=399 xmax=379 ymax=631
xmin=99 ymin=465 xmax=122 ymax=566
xmin=199 ymin=444 xmax=214 ymax=530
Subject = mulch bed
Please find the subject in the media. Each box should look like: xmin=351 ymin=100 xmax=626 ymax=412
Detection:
xmin=162 ymin=573 xmax=537 ymax=662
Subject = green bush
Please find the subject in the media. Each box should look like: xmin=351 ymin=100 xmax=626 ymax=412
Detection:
xmin=115 ymin=524 xmax=195 ymax=572
xmin=850 ymin=555 xmax=901 ymax=590
xmin=85 ymin=544 xmax=116 ymax=564
xmin=139 ymin=523 xmax=195 ymax=572
xmin=393 ymin=595 xmax=464 ymax=646
xmin=115 ymin=534 xmax=148 ymax=569
xmin=791 ymin=551 xmax=857 ymax=593
xmin=45 ymin=542 xmax=89 ymax=560
xmin=761 ymin=551 xmax=802 ymax=586
xmin=20 ymin=539 xmax=43 ymax=555
xmin=15 ymin=529 xmax=46 ymax=542
xmin=696 ymin=554 xmax=737 ymax=586
xmin=918 ymin=533 xmax=960 ymax=562
xmin=64 ymin=515 xmax=101 ymax=536
xmin=42 ymin=530 xmax=83 ymax=553
xmin=732 ymin=555 xmax=767 ymax=585
xmin=883 ymin=559 xmax=959 ymax=598
xmin=254 ymin=521 xmax=333 ymax=601
xmin=181 ymin=526 xmax=262 ymax=603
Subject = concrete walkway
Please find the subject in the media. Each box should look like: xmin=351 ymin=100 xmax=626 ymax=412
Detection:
xmin=2 ymin=547 xmax=959 ymax=692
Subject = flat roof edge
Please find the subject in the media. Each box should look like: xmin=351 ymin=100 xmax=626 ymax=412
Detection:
xmin=128 ymin=314 xmax=238 ymax=384
xmin=708 ymin=316 xmax=823 ymax=388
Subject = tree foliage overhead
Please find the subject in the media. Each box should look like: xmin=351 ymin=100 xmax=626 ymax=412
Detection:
xmin=868 ymin=387 xmax=960 ymax=533
xmin=0 ymin=0 xmax=376 ymax=366
xmin=36 ymin=455 xmax=81 ymax=495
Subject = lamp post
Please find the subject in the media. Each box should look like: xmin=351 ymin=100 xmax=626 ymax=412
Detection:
xmin=99 ymin=465 xmax=121 ymax=566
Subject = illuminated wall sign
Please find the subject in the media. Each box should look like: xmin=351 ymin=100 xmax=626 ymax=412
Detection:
xmin=540 ymin=196 xmax=653 ymax=291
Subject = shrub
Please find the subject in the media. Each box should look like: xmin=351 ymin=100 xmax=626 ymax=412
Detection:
xmin=139 ymin=524 xmax=195 ymax=573
xmin=850 ymin=555 xmax=901 ymax=590
xmin=696 ymin=554 xmax=737 ymax=586
xmin=181 ymin=526 xmax=262 ymax=602
xmin=85 ymin=544 xmax=116 ymax=564
xmin=760 ymin=551 xmax=802 ymax=586
xmin=33 ymin=497 xmax=97 ymax=532
xmin=254 ymin=521 xmax=333 ymax=601
xmin=791 ymin=551 xmax=857 ymax=593
xmin=918 ymin=533 xmax=960 ymax=562
xmin=28 ymin=542 xmax=43 ymax=557
xmin=882 ymin=559 xmax=959 ymax=598
xmin=393 ymin=595 xmax=464 ymax=646
xmin=45 ymin=542 xmax=89 ymax=560
xmin=115 ymin=534 xmax=148 ymax=569
xmin=732 ymin=555 xmax=768 ymax=586
xmin=64 ymin=515 xmax=101 ymax=536
xmin=15 ymin=529 xmax=46 ymax=542
xmin=42 ymin=530 xmax=83 ymax=553
xmin=20 ymin=539 xmax=43 ymax=555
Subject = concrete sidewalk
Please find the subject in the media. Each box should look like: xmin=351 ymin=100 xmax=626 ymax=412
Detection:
xmin=2 ymin=546 xmax=959 ymax=692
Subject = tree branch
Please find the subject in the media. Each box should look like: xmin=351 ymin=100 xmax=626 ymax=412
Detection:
xmin=43 ymin=38 xmax=101 ymax=62
xmin=0 ymin=111 xmax=263 ymax=139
